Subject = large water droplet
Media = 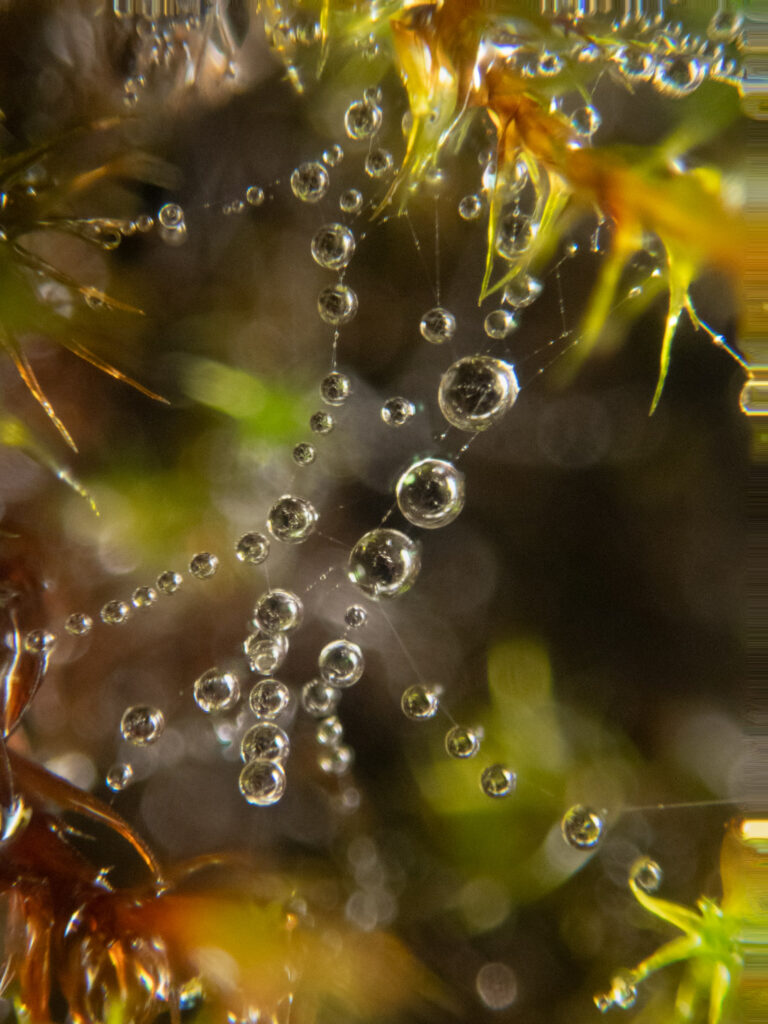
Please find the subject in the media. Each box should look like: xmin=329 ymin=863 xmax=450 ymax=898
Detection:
xmin=438 ymin=356 xmax=519 ymax=432
xmin=189 ymin=552 xmax=219 ymax=580
xmin=156 ymin=570 xmax=183 ymax=594
xmin=396 ymin=457 xmax=465 ymax=530
xmin=348 ymin=529 xmax=421 ymax=598
xmin=65 ymin=613 xmax=93 ymax=636
xmin=401 ymin=685 xmax=440 ymax=719
xmin=239 ymin=759 xmax=286 ymax=806
xmin=318 ymin=639 xmax=364 ymax=687
xmin=561 ymin=805 xmax=604 ymax=849
xmin=311 ymin=223 xmax=356 ymax=270
xmin=253 ymin=588 xmax=304 ymax=633
xmin=654 ymin=55 xmax=704 ymax=96
xmin=502 ymin=274 xmax=542 ymax=308
xmin=290 ymin=161 xmax=329 ymax=202
xmin=194 ymin=668 xmax=240 ymax=713
xmin=495 ymin=212 xmax=535 ymax=260
xmin=317 ymin=283 xmax=358 ymax=326
xmin=484 ymin=309 xmax=518 ymax=339
xmin=120 ymin=705 xmax=165 ymax=745
xmin=267 ymin=496 xmax=318 ymax=544
xmin=445 ymin=725 xmax=480 ymax=759
xmin=249 ymin=679 xmax=291 ymax=718
xmin=235 ymin=532 xmax=270 ymax=565
xmin=240 ymin=722 xmax=290 ymax=762
xmin=101 ymin=600 xmax=131 ymax=626
xmin=480 ymin=764 xmax=516 ymax=798
xmin=244 ymin=632 xmax=289 ymax=675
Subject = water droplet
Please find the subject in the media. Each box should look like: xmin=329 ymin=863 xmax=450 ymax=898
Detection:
xmin=344 ymin=605 xmax=367 ymax=628
xmin=317 ymin=283 xmax=358 ymax=326
xmin=310 ymin=410 xmax=335 ymax=434
xmin=246 ymin=185 xmax=265 ymax=206
xmin=561 ymin=805 xmax=604 ymax=849
xmin=194 ymin=668 xmax=240 ymax=713
xmin=480 ymin=764 xmax=516 ymax=798
xmin=135 ymin=214 xmax=154 ymax=233
xmin=340 ymin=189 xmax=363 ymax=214
xmin=244 ymin=632 xmax=289 ymax=674
xmin=24 ymin=629 xmax=55 ymax=654
xmin=600 ymin=973 xmax=638 ymax=1011
xmin=301 ymin=678 xmax=340 ymax=717
xmin=348 ymin=529 xmax=421 ymax=598
xmin=396 ymin=457 xmax=465 ymax=530
xmin=65 ymin=613 xmax=92 ymax=636
xmin=318 ymin=639 xmax=364 ymax=687
xmin=401 ymin=684 xmax=439 ymax=719
xmin=630 ymin=856 xmax=663 ymax=893
xmin=267 ymin=496 xmax=318 ymax=544
xmin=538 ymin=50 xmax=562 ymax=76
xmin=320 ymin=371 xmax=351 ymax=406
xmin=476 ymin=962 xmax=517 ymax=1010
xmin=235 ymin=532 xmax=270 ymax=565
xmin=654 ymin=55 xmax=703 ymax=95
xmin=570 ymin=105 xmax=601 ymax=137
xmin=439 ymin=355 xmax=519 ymax=432
xmin=319 ymin=744 xmax=353 ymax=775
xmin=615 ymin=45 xmax=655 ymax=81
xmin=316 ymin=714 xmax=343 ymax=745
xmin=292 ymin=442 xmax=316 ymax=466
xmin=708 ymin=10 xmax=742 ymax=41
xmin=253 ymin=588 xmax=304 ymax=634
xmin=101 ymin=600 xmax=131 ymax=625
xmin=239 ymin=759 xmax=286 ymax=805
xmin=249 ymin=679 xmax=291 ymax=718
xmin=131 ymin=586 xmax=157 ymax=610
xmin=502 ymin=274 xmax=542 ymax=308
xmin=445 ymin=725 xmax=480 ymax=759
xmin=419 ymin=306 xmax=456 ymax=345
xmin=120 ymin=705 xmax=165 ymax=745
xmin=344 ymin=100 xmax=382 ymax=140
xmin=290 ymin=161 xmax=329 ymax=203
xmin=322 ymin=143 xmax=344 ymax=167
xmin=495 ymin=212 xmax=535 ymax=259
xmin=484 ymin=309 xmax=518 ymax=339
xmin=365 ymin=148 xmax=393 ymax=178
xmin=106 ymin=762 xmax=133 ymax=792
xmin=241 ymin=722 xmax=290 ymax=762
xmin=153 ymin=571 xmax=184 ymax=601
xmin=158 ymin=203 xmax=184 ymax=229
xmin=381 ymin=397 xmax=415 ymax=427
xmin=189 ymin=552 xmax=219 ymax=580
xmin=458 ymin=194 xmax=484 ymax=220
xmin=311 ymin=223 xmax=356 ymax=270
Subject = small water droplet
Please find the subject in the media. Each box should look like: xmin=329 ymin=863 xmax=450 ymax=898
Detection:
xmin=495 ymin=212 xmax=535 ymax=260
xmin=245 ymin=185 xmax=265 ymax=206
xmin=319 ymin=744 xmax=353 ymax=775
xmin=301 ymin=678 xmax=340 ymax=717
xmin=316 ymin=714 xmax=343 ymax=745
xmin=106 ymin=762 xmax=133 ymax=792
xmin=24 ymin=629 xmax=55 ymax=654
xmin=239 ymin=759 xmax=286 ymax=805
xmin=135 ymin=214 xmax=154 ymax=233
xmin=249 ymin=679 xmax=291 ymax=718
xmin=484 ymin=309 xmax=518 ymax=339
xmin=401 ymin=684 xmax=440 ymax=720
xmin=480 ymin=764 xmax=516 ymax=798
xmin=320 ymin=371 xmax=351 ymax=406
xmin=630 ymin=856 xmax=663 ymax=893
xmin=267 ymin=496 xmax=318 ymax=544
xmin=311 ymin=223 xmax=356 ymax=270
xmin=344 ymin=100 xmax=382 ymax=140
xmin=708 ymin=10 xmax=742 ymax=42
xmin=310 ymin=410 xmax=335 ymax=434
xmin=317 ymin=283 xmax=358 ymax=326
xmin=344 ymin=605 xmax=367 ymax=628
xmin=292 ymin=442 xmax=316 ymax=466
xmin=158 ymin=203 xmax=184 ymax=229
xmin=120 ymin=705 xmax=164 ymax=745
xmin=189 ymin=552 xmax=219 ymax=580
xmin=381 ymin=397 xmax=415 ymax=427
xmin=253 ymin=589 xmax=304 ymax=634
xmin=348 ymin=529 xmax=421 ymax=598
xmin=235 ymin=532 xmax=270 ymax=565
xmin=101 ymin=600 xmax=131 ymax=626
xmin=339 ymin=189 xmax=363 ymax=214
xmin=322 ymin=143 xmax=344 ymax=167
xmin=194 ymin=668 xmax=240 ymax=713
xmin=419 ymin=306 xmax=456 ymax=345
xmin=396 ymin=457 xmax=465 ymax=530
xmin=65 ymin=613 xmax=92 ymax=637
xmin=244 ymin=632 xmax=289 ymax=675
xmin=290 ymin=161 xmax=330 ymax=203
xmin=131 ymin=586 xmax=157 ymax=610
xmin=318 ymin=639 xmax=364 ymax=687
xmin=241 ymin=722 xmax=290 ymax=762
xmin=570 ymin=104 xmax=601 ymax=137
xmin=364 ymin=148 xmax=393 ymax=178
xmin=502 ymin=274 xmax=542 ymax=308
xmin=458 ymin=194 xmax=484 ymax=221
xmin=445 ymin=725 xmax=480 ymax=758
xmin=156 ymin=570 xmax=183 ymax=594
xmin=476 ymin=962 xmax=517 ymax=1010
xmin=654 ymin=55 xmax=703 ymax=95
xmin=439 ymin=356 xmax=519 ymax=432
xmin=561 ymin=805 xmax=604 ymax=849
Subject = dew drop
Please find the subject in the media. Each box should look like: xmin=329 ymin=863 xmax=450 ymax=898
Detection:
xmin=476 ymin=962 xmax=517 ymax=1010
xmin=318 ymin=639 xmax=364 ymax=688
xmin=131 ymin=586 xmax=157 ymax=610
xmin=381 ymin=397 xmax=415 ymax=427
xmin=708 ymin=9 xmax=743 ymax=41
xmin=249 ymin=679 xmax=291 ymax=718
xmin=235 ymin=532 xmax=270 ymax=565
xmin=502 ymin=274 xmax=542 ymax=308
xmin=320 ymin=371 xmax=351 ymax=405
xmin=630 ymin=856 xmax=663 ymax=893
xmin=239 ymin=759 xmax=286 ymax=806
xmin=316 ymin=714 xmax=343 ymax=746
xmin=396 ymin=457 xmax=465 ymax=529
xmin=244 ymin=632 xmax=289 ymax=675
xmin=101 ymin=600 xmax=131 ymax=626
xmin=458 ymin=194 xmax=484 ymax=221
xmin=106 ymin=762 xmax=133 ymax=792
xmin=311 ymin=223 xmax=356 ymax=270
xmin=344 ymin=605 xmax=367 ymax=628
xmin=301 ymin=678 xmax=340 ymax=717
xmin=347 ymin=528 xmax=421 ymax=598
xmin=310 ymin=410 xmax=335 ymax=434
xmin=615 ymin=45 xmax=655 ymax=81
xmin=24 ymin=629 xmax=56 ymax=654
xmin=480 ymin=764 xmax=516 ymax=798
xmin=189 ymin=552 xmax=219 ymax=580
xmin=364 ymin=148 xmax=393 ymax=178
xmin=120 ymin=705 xmax=165 ymax=745
xmin=495 ymin=212 xmax=535 ymax=259
xmin=538 ymin=50 xmax=562 ymax=76
xmin=290 ymin=161 xmax=329 ymax=203
xmin=419 ymin=306 xmax=456 ymax=345
xmin=65 ymin=613 xmax=92 ymax=637
xmin=158 ymin=203 xmax=184 ymax=229
xmin=401 ymin=684 xmax=440 ymax=720
xmin=339 ymin=188 xmax=364 ymax=214
xmin=292 ymin=442 xmax=316 ymax=466
xmin=240 ymin=722 xmax=290 ymax=762
xmin=344 ymin=99 xmax=382 ymax=140
xmin=561 ymin=804 xmax=604 ymax=849
xmin=599 ymin=973 xmax=638 ymax=1011
xmin=253 ymin=588 xmax=304 ymax=634
xmin=317 ymin=283 xmax=358 ymax=326
xmin=484 ymin=309 xmax=518 ymax=339
xmin=654 ymin=55 xmax=704 ymax=95
xmin=194 ymin=668 xmax=240 ymax=713
xmin=445 ymin=725 xmax=480 ymax=759
xmin=266 ymin=496 xmax=318 ymax=544
xmin=135 ymin=214 xmax=154 ymax=233
xmin=438 ymin=355 xmax=519 ymax=432
xmin=156 ymin=570 xmax=183 ymax=594
xmin=322 ymin=143 xmax=344 ymax=167
xmin=319 ymin=744 xmax=353 ymax=775
xmin=245 ymin=185 xmax=265 ymax=206
xmin=570 ymin=104 xmax=601 ymax=137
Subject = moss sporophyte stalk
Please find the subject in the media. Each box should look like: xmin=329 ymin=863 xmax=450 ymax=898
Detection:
xmin=0 ymin=2 xmax=759 ymax=1024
